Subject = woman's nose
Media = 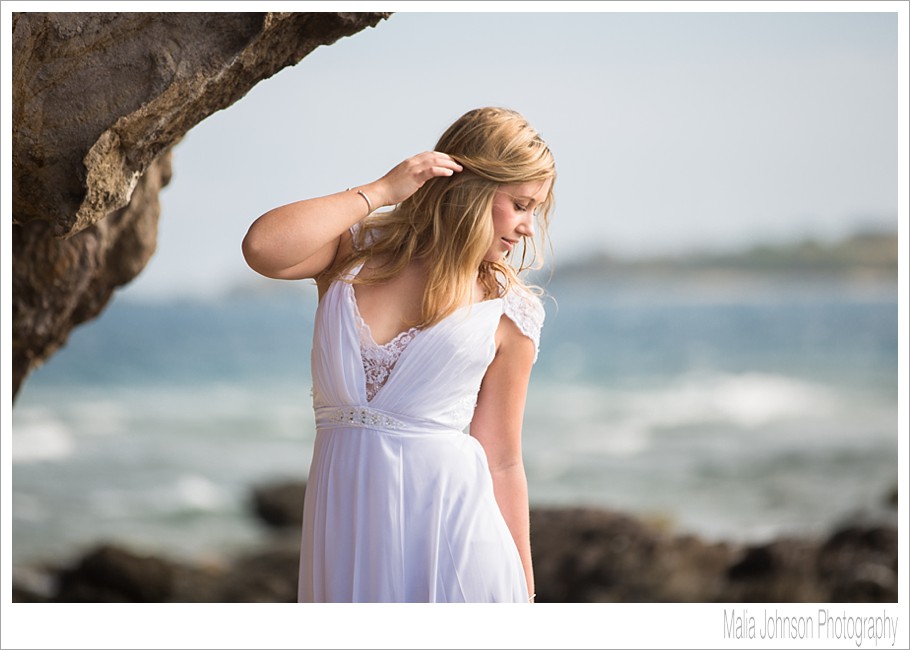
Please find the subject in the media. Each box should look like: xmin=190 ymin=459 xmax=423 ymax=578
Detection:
xmin=517 ymin=213 xmax=535 ymax=238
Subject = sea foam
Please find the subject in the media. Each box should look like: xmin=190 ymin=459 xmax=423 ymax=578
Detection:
xmin=11 ymin=412 xmax=75 ymax=463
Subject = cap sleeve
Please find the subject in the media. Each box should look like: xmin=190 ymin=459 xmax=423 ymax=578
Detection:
xmin=349 ymin=221 xmax=364 ymax=251
xmin=349 ymin=220 xmax=381 ymax=251
xmin=502 ymin=287 xmax=545 ymax=363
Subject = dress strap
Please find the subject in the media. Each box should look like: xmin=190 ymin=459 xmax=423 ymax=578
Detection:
xmin=502 ymin=287 xmax=545 ymax=363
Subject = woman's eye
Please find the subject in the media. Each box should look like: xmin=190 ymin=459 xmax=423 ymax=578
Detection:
xmin=514 ymin=203 xmax=527 ymax=212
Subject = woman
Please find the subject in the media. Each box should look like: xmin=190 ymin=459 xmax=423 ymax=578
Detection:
xmin=242 ymin=107 xmax=555 ymax=603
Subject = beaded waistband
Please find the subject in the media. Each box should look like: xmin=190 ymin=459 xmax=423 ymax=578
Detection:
xmin=314 ymin=405 xmax=463 ymax=436
xmin=317 ymin=405 xmax=406 ymax=430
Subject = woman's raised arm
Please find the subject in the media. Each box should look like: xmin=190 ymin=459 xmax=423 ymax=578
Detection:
xmin=241 ymin=151 xmax=463 ymax=281
xmin=242 ymin=187 xmax=376 ymax=281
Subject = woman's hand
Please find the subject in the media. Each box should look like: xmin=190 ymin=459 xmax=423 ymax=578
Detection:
xmin=366 ymin=151 xmax=463 ymax=208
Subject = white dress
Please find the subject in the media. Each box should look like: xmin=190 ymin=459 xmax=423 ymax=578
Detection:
xmin=297 ymin=261 xmax=544 ymax=603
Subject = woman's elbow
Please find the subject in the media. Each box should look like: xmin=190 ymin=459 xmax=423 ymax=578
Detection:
xmin=487 ymin=455 xmax=524 ymax=476
xmin=241 ymin=226 xmax=281 ymax=278
xmin=241 ymin=229 xmax=263 ymax=272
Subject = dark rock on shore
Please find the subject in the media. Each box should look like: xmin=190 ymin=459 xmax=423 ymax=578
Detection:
xmin=213 ymin=539 xmax=300 ymax=603
xmin=251 ymin=479 xmax=307 ymax=528
xmin=530 ymin=507 xmax=737 ymax=603
xmin=723 ymin=537 xmax=829 ymax=602
xmin=56 ymin=544 xmax=177 ymax=603
xmin=528 ymin=508 xmax=888 ymax=603
xmin=817 ymin=525 xmax=898 ymax=602
xmin=13 ymin=480 xmax=898 ymax=603
xmin=26 ymin=536 xmax=302 ymax=603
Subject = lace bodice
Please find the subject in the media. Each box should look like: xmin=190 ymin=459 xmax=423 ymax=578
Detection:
xmin=351 ymin=296 xmax=418 ymax=402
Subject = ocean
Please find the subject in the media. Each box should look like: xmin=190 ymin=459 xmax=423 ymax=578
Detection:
xmin=11 ymin=273 xmax=899 ymax=573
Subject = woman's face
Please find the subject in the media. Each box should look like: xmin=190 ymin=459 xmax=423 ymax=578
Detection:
xmin=484 ymin=178 xmax=552 ymax=262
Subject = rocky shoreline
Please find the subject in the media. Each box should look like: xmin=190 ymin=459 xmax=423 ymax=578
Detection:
xmin=13 ymin=480 xmax=898 ymax=603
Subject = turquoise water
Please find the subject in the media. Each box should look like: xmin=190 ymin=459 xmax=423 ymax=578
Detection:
xmin=11 ymin=276 xmax=898 ymax=571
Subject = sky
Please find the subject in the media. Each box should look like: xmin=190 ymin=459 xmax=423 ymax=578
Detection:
xmin=110 ymin=7 xmax=900 ymax=301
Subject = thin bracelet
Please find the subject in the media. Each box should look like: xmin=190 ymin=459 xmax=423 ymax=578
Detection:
xmin=529 ymin=593 xmax=536 ymax=603
xmin=347 ymin=188 xmax=373 ymax=215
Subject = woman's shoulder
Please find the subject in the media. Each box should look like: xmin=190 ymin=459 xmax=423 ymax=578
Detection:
xmin=500 ymin=283 xmax=546 ymax=363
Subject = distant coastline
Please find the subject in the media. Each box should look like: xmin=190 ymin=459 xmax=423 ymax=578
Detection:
xmin=547 ymin=229 xmax=897 ymax=284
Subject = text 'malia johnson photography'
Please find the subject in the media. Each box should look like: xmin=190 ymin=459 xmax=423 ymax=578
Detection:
xmin=723 ymin=608 xmax=900 ymax=647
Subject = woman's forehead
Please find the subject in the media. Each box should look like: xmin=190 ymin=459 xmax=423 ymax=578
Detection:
xmin=499 ymin=178 xmax=552 ymax=201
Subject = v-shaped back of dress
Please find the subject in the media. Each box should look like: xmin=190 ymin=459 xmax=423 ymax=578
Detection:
xmin=311 ymin=268 xmax=504 ymax=433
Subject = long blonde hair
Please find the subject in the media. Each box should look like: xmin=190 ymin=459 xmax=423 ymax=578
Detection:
xmin=321 ymin=106 xmax=556 ymax=329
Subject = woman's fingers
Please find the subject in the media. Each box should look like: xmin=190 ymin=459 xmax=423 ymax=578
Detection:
xmin=410 ymin=152 xmax=462 ymax=178
xmin=373 ymin=152 xmax=463 ymax=206
xmin=431 ymin=152 xmax=463 ymax=172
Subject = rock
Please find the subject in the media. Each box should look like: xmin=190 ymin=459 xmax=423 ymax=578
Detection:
xmin=656 ymin=533 xmax=736 ymax=602
xmin=212 ymin=540 xmax=300 ymax=603
xmin=10 ymin=564 xmax=57 ymax=602
xmin=531 ymin=507 xmax=661 ymax=602
xmin=13 ymin=154 xmax=171 ymax=396
xmin=886 ymin=484 xmax=897 ymax=507
xmin=55 ymin=544 xmax=177 ymax=602
xmin=11 ymin=585 xmax=49 ymax=603
xmin=727 ymin=544 xmax=775 ymax=580
xmin=11 ymin=11 xmax=391 ymax=399
xmin=251 ymin=479 xmax=307 ymax=528
xmin=45 ymin=539 xmax=300 ymax=603
xmin=530 ymin=506 xmax=737 ymax=603
xmin=724 ymin=537 xmax=827 ymax=602
xmin=817 ymin=524 xmax=898 ymax=602
xmin=531 ymin=507 xmax=898 ymax=603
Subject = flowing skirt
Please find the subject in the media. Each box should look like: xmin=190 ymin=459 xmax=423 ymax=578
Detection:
xmin=298 ymin=425 xmax=528 ymax=603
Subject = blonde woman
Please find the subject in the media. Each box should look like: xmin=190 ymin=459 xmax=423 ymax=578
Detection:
xmin=242 ymin=107 xmax=555 ymax=603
